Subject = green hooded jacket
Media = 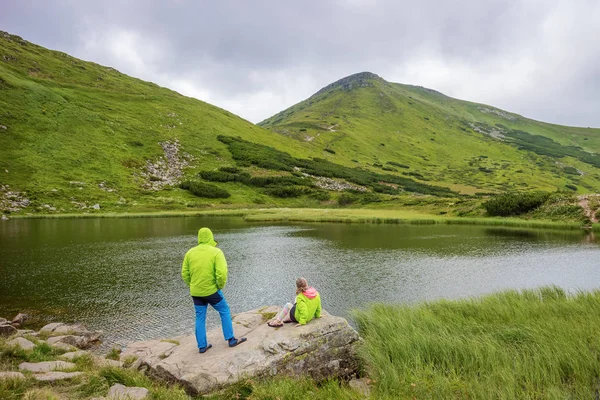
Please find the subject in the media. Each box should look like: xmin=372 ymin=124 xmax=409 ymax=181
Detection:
xmin=294 ymin=286 xmax=322 ymax=325
xmin=181 ymin=228 xmax=227 ymax=297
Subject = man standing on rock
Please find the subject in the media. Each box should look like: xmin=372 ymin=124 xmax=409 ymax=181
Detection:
xmin=182 ymin=227 xmax=246 ymax=353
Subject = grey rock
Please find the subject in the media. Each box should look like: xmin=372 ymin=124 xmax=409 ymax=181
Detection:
xmin=107 ymin=383 xmax=149 ymax=399
xmin=8 ymin=337 xmax=36 ymax=350
xmin=0 ymin=324 xmax=17 ymax=337
xmin=0 ymin=371 xmax=26 ymax=380
xmin=48 ymin=335 xmax=92 ymax=349
xmin=33 ymin=371 xmax=83 ymax=382
xmin=0 ymin=318 xmax=6 ymax=324
xmin=122 ymin=307 xmax=360 ymax=395
xmin=92 ymin=203 xmax=101 ymax=210
xmin=50 ymin=341 xmax=78 ymax=352
xmin=1 ymin=214 xmax=7 ymax=220
xmin=39 ymin=322 xmax=65 ymax=333
xmin=60 ymin=351 xmax=89 ymax=361
xmin=41 ymin=323 xmax=102 ymax=348
xmin=19 ymin=361 xmax=75 ymax=373
xmin=16 ymin=329 xmax=36 ymax=336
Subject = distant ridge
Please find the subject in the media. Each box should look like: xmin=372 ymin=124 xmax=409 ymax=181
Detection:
xmin=314 ymin=71 xmax=385 ymax=96
xmin=259 ymin=71 xmax=600 ymax=195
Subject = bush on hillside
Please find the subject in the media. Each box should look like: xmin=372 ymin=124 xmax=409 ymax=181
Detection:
xmin=179 ymin=180 xmax=231 ymax=198
xmin=372 ymin=183 xmax=399 ymax=195
xmin=387 ymin=161 xmax=410 ymax=169
xmin=482 ymin=191 xmax=550 ymax=216
xmin=219 ymin=166 xmax=241 ymax=174
xmin=308 ymin=190 xmax=331 ymax=201
xmin=264 ymin=186 xmax=305 ymax=198
xmin=338 ymin=193 xmax=357 ymax=206
xmin=563 ymin=166 xmax=579 ymax=175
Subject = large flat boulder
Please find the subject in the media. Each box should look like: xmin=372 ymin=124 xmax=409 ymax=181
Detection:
xmin=122 ymin=307 xmax=360 ymax=395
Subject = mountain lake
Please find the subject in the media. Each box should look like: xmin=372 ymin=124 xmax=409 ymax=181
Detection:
xmin=1 ymin=216 xmax=599 ymax=349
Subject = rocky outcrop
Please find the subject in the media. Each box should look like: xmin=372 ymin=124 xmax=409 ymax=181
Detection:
xmin=39 ymin=322 xmax=103 ymax=349
xmin=0 ymin=184 xmax=30 ymax=213
xmin=138 ymin=139 xmax=194 ymax=190
xmin=122 ymin=307 xmax=361 ymax=395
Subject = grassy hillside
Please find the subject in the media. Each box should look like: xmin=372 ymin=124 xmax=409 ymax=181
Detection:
xmin=0 ymin=31 xmax=330 ymax=214
xmin=0 ymin=33 xmax=467 ymax=216
xmin=259 ymin=72 xmax=600 ymax=195
xmin=1 ymin=32 xmax=599 ymax=218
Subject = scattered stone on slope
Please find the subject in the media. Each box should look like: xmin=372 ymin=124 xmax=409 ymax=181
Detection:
xmin=477 ymin=106 xmax=518 ymax=121
xmin=578 ymin=194 xmax=600 ymax=223
xmin=33 ymin=371 xmax=83 ymax=382
xmin=138 ymin=139 xmax=195 ymax=191
xmin=8 ymin=337 xmax=36 ymax=350
xmin=0 ymin=184 xmax=30 ymax=213
xmin=19 ymin=361 xmax=75 ymax=373
xmin=468 ymin=122 xmax=506 ymax=140
xmin=122 ymin=307 xmax=361 ymax=395
xmin=107 ymin=383 xmax=149 ymax=400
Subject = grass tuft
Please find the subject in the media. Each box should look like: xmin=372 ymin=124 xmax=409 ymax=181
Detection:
xmin=353 ymin=286 xmax=600 ymax=399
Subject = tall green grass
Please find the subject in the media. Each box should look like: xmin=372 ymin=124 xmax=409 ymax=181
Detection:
xmin=354 ymin=287 xmax=600 ymax=399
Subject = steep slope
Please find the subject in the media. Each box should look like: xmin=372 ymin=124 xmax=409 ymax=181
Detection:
xmin=0 ymin=31 xmax=319 ymax=213
xmin=259 ymin=72 xmax=600 ymax=194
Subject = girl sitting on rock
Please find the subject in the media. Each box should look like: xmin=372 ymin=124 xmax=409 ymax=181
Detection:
xmin=268 ymin=277 xmax=321 ymax=327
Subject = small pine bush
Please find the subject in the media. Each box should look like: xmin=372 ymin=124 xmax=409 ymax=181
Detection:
xmin=180 ymin=181 xmax=231 ymax=198
xmin=483 ymin=191 xmax=550 ymax=216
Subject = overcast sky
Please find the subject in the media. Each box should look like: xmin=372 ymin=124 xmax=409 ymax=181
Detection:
xmin=2 ymin=0 xmax=600 ymax=127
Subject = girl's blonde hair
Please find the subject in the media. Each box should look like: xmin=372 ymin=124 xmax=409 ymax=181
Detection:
xmin=296 ymin=277 xmax=308 ymax=295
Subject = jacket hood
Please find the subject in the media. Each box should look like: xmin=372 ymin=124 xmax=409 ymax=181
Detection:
xmin=302 ymin=287 xmax=318 ymax=299
xmin=197 ymin=227 xmax=217 ymax=246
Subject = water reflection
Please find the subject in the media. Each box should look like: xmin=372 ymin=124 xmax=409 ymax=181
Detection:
xmin=1 ymin=218 xmax=598 ymax=349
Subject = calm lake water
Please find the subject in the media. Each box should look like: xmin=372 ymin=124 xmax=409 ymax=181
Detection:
xmin=1 ymin=217 xmax=599 ymax=349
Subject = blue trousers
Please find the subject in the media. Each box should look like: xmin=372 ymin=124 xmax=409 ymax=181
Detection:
xmin=192 ymin=290 xmax=234 ymax=349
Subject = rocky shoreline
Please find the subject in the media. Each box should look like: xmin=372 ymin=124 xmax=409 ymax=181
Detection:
xmin=0 ymin=307 xmax=366 ymax=398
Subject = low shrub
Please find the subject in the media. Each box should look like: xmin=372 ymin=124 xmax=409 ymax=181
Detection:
xmin=265 ymin=186 xmax=304 ymax=198
xmin=338 ymin=193 xmax=357 ymax=206
xmin=179 ymin=181 xmax=231 ymax=198
xmin=308 ymin=190 xmax=331 ymax=201
xmin=387 ymin=161 xmax=410 ymax=169
xmin=371 ymin=183 xmax=399 ymax=195
xmin=219 ymin=166 xmax=240 ymax=174
xmin=565 ymin=184 xmax=577 ymax=191
xmin=483 ymin=191 xmax=550 ymax=216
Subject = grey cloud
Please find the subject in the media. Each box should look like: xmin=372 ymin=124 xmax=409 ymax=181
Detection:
xmin=1 ymin=0 xmax=599 ymax=126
